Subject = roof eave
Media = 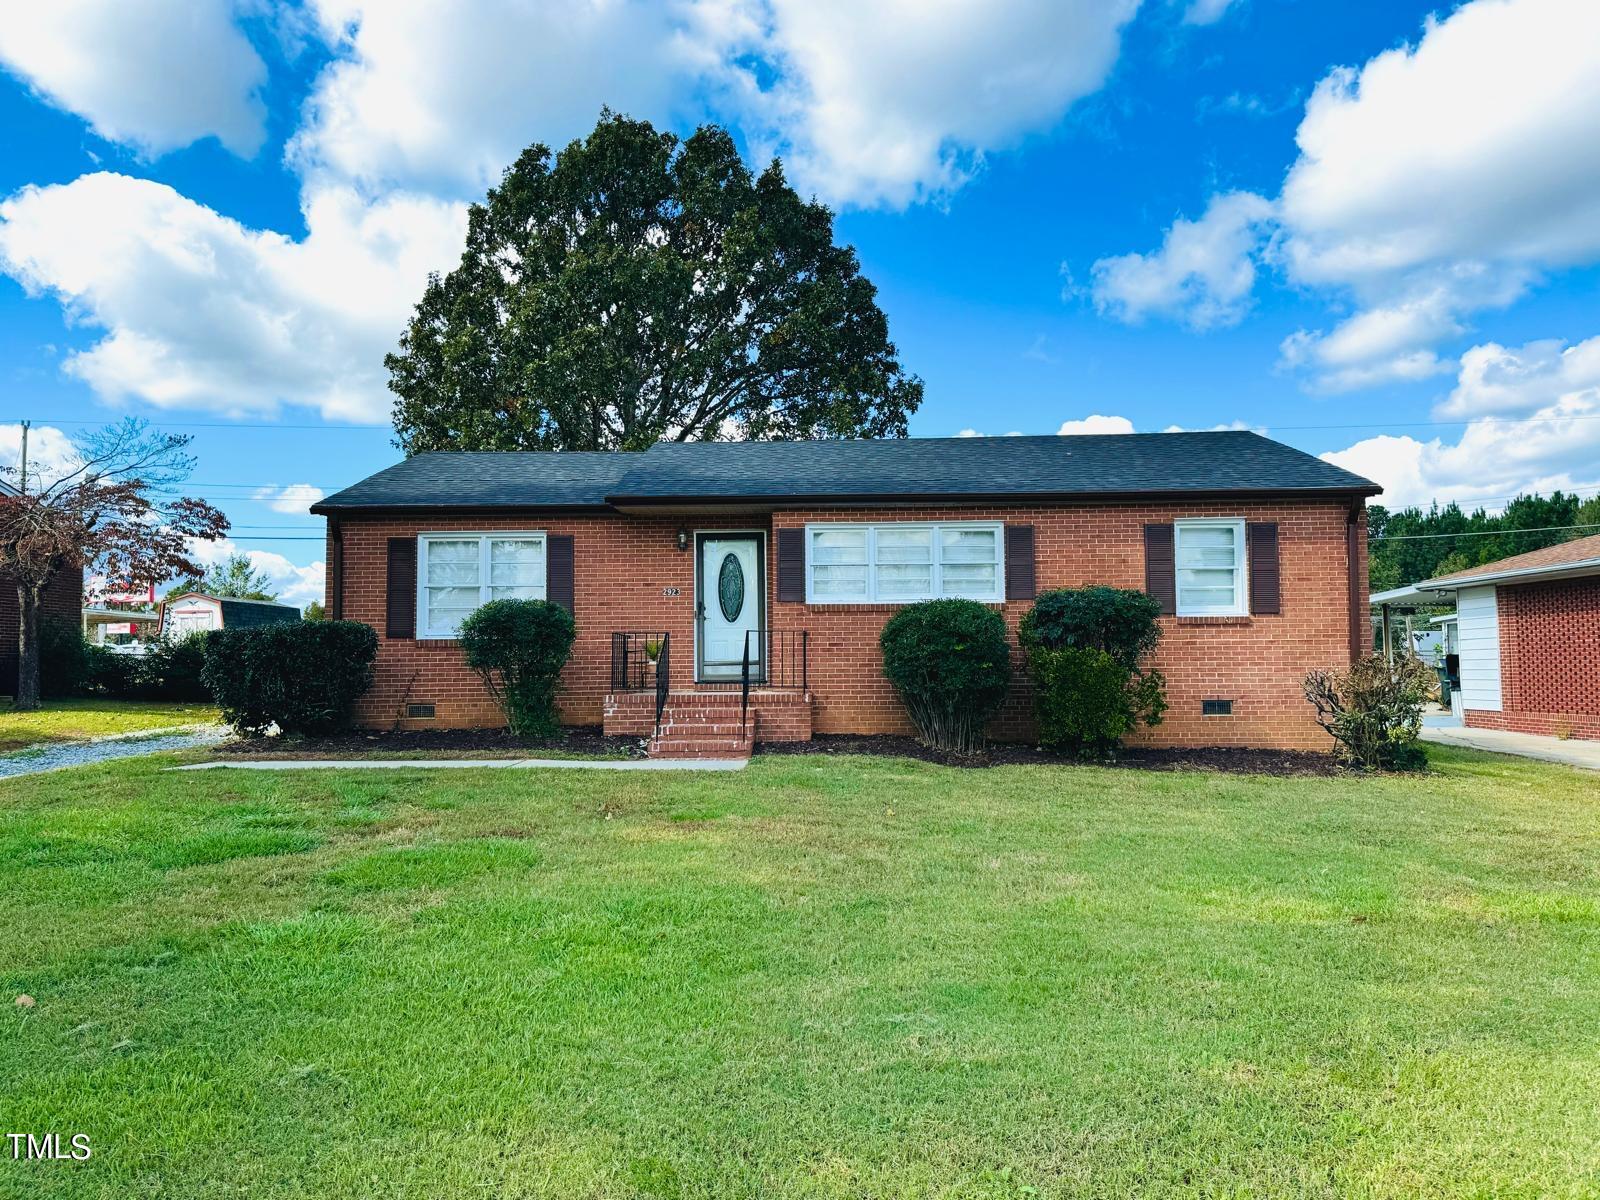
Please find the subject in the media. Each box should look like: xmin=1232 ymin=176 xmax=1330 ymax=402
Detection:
xmin=1419 ymin=558 xmax=1600 ymax=591
xmin=310 ymin=501 xmax=614 ymax=517
xmin=603 ymin=484 xmax=1380 ymax=507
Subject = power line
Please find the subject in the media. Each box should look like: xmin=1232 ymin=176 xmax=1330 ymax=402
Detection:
xmin=10 ymin=410 xmax=1600 ymax=434
xmin=1 ymin=416 xmax=386 ymax=432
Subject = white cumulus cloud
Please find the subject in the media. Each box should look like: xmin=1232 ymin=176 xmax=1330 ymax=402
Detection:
xmin=1093 ymin=0 xmax=1600 ymax=391
xmin=1057 ymin=414 xmax=1136 ymax=435
xmin=726 ymin=0 xmax=1141 ymax=208
xmin=0 ymin=0 xmax=268 ymax=157
xmin=252 ymin=483 xmax=326 ymax=514
xmin=0 ymin=173 xmax=466 ymax=422
xmin=0 ymin=423 xmax=82 ymax=490
xmin=290 ymin=0 xmax=1145 ymax=210
xmin=185 ymin=537 xmax=326 ymax=608
xmin=1322 ymin=334 xmax=1600 ymax=510
xmin=290 ymin=0 xmax=719 ymax=195
xmin=1090 ymin=191 xmax=1274 ymax=329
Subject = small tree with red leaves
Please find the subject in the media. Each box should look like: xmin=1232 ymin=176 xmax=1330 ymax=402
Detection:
xmin=0 ymin=420 xmax=228 ymax=710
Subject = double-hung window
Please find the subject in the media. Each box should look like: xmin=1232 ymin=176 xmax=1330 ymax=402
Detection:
xmin=418 ymin=532 xmax=546 ymax=637
xmin=805 ymin=522 xmax=1003 ymax=603
xmin=1173 ymin=519 xmax=1246 ymax=616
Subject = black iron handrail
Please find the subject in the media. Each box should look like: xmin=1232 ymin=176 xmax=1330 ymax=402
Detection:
xmin=740 ymin=633 xmax=752 ymax=736
xmin=610 ymin=631 xmax=671 ymax=692
xmin=741 ymin=628 xmax=808 ymax=734
xmin=655 ymin=632 xmax=670 ymax=735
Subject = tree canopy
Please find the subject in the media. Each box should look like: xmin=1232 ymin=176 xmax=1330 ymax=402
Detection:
xmin=388 ymin=112 xmax=922 ymax=453
xmin=0 ymin=420 xmax=227 ymax=709
xmin=170 ymin=553 xmax=277 ymax=602
xmin=1368 ymin=491 xmax=1600 ymax=592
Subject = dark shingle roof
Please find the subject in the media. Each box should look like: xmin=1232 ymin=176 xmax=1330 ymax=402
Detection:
xmin=217 ymin=598 xmax=302 ymax=628
xmin=607 ymin=432 xmax=1377 ymax=502
xmin=312 ymin=451 xmax=640 ymax=512
xmin=313 ymin=433 xmax=1378 ymax=513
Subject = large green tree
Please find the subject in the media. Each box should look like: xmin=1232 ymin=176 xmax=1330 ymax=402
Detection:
xmin=388 ymin=112 xmax=922 ymax=453
xmin=1368 ymin=489 xmax=1596 ymax=591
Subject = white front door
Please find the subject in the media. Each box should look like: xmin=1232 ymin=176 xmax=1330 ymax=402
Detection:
xmin=698 ymin=533 xmax=763 ymax=680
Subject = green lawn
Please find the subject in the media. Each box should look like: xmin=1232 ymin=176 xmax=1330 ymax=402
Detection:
xmin=2 ymin=747 xmax=1598 ymax=1198
xmin=0 ymin=699 xmax=220 ymax=753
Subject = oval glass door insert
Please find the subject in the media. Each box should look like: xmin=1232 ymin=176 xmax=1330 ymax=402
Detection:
xmin=717 ymin=553 xmax=745 ymax=621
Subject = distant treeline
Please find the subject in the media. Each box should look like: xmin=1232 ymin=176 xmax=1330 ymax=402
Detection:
xmin=1369 ymin=491 xmax=1600 ymax=593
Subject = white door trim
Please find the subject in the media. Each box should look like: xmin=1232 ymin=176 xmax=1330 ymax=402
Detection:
xmin=694 ymin=529 xmax=766 ymax=682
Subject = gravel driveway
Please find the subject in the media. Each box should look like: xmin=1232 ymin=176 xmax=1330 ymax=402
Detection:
xmin=0 ymin=725 xmax=232 ymax=780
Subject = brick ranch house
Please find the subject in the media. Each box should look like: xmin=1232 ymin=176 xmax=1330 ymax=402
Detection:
xmin=312 ymin=432 xmax=1379 ymax=754
xmin=1403 ymin=534 xmax=1600 ymax=741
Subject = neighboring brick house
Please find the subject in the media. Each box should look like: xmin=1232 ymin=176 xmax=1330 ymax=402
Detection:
xmin=313 ymin=432 xmax=1378 ymax=754
xmin=1414 ymin=535 xmax=1600 ymax=741
xmin=0 ymin=567 xmax=83 ymax=697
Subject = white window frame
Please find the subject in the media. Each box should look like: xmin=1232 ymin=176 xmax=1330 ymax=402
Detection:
xmin=803 ymin=521 xmax=1005 ymax=604
xmin=416 ymin=531 xmax=547 ymax=639
xmin=1173 ymin=518 xmax=1248 ymax=617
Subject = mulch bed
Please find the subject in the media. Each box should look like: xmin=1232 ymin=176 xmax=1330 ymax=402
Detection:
xmin=213 ymin=725 xmax=649 ymax=760
xmin=756 ymin=733 xmax=1343 ymax=776
xmin=212 ymin=725 xmax=1340 ymax=776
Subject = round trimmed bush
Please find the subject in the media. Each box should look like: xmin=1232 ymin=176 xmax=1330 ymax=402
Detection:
xmin=1017 ymin=585 xmax=1161 ymax=666
xmin=1020 ymin=587 xmax=1166 ymax=759
xmin=202 ymin=621 xmax=377 ymax=736
xmin=457 ymin=599 xmax=576 ymax=737
xmin=879 ymin=599 xmax=1012 ymax=755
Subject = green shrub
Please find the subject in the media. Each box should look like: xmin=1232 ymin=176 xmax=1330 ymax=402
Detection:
xmin=879 ymin=599 xmax=1012 ymax=755
xmin=84 ymin=645 xmax=142 ymax=698
xmin=457 ymin=600 xmax=576 ymax=737
xmin=39 ymin=618 xmax=92 ymax=698
xmin=201 ymin=621 xmax=377 ymax=736
xmin=136 ymin=633 xmax=213 ymax=701
xmin=1303 ymin=655 xmax=1431 ymax=771
xmin=1018 ymin=586 xmax=1162 ymax=666
xmin=1020 ymin=587 xmax=1166 ymax=759
xmin=1028 ymin=646 xmax=1168 ymax=759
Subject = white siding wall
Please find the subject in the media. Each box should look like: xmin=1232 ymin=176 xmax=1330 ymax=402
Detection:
xmin=1456 ymin=585 xmax=1502 ymax=712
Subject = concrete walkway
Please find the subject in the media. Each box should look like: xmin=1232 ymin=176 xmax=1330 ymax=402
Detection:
xmin=174 ymin=756 xmax=748 ymax=772
xmin=1421 ymin=722 xmax=1600 ymax=770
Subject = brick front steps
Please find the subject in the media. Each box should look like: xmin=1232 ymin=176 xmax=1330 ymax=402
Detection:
xmin=604 ymin=689 xmax=812 ymax=758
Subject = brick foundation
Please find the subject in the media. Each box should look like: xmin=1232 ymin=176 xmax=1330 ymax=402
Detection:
xmin=603 ymin=688 xmax=814 ymax=743
xmin=331 ymin=497 xmax=1364 ymax=751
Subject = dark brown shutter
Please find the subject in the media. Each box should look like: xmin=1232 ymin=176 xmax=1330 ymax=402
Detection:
xmin=776 ymin=528 xmax=805 ymax=602
xmin=1004 ymin=524 xmax=1036 ymax=600
xmin=1144 ymin=523 xmax=1175 ymax=616
xmin=1247 ymin=522 xmax=1280 ymax=615
xmin=546 ymin=534 xmax=575 ymax=612
xmin=385 ymin=537 xmax=416 ymax=639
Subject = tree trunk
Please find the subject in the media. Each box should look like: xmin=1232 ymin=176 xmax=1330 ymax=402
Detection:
xmin=14 ymin=583 xmax=42 ymax=712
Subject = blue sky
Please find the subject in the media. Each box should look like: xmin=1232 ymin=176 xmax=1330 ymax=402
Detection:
xmin=2 ymin=0 xmax=1598 ymax=606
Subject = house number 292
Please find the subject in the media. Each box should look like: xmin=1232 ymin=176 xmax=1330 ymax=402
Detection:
xmin=662 ymin=587 xmax=681 ymax=598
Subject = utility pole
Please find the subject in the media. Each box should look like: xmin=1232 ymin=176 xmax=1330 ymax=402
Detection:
xmin=18 ymin=420 xmax=28 ymax=496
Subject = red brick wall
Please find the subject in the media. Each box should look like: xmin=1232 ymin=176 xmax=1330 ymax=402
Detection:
xmin=0 ymin=567 xmax=85 ymax=696
xmin=335 ymin=511 xmax=700 ymax=730
xmin=769 ymin=500 xmax=1360 ymax=750
xmin=1464 ymin=577 xmax=1600 ymax=740
xmin=334 ymin=497 xmax=1363 ymax=749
